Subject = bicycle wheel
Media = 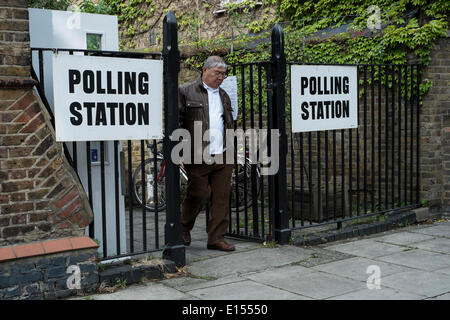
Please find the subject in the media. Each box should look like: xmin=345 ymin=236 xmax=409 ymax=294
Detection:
xmin=230 ymin=161 xmax=261 ymax=212
xmin=133 ymin=157 xmax=167 ymax=212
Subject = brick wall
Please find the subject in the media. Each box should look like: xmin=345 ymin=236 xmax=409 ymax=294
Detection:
xmin=0 ymin=0 xmax=94 ymax=246
xmin=421 ymin=36 xmax=450 ymax=215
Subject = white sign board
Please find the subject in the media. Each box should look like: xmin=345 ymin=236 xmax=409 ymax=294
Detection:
xmin=291 ymin=65 xmax=358 ymax=132
xmin=53 ymin=53 xmax=163 ymax=141
xmin=220 ymin=75 xmax=238 ymax=120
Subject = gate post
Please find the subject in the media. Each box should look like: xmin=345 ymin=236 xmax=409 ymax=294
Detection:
xmin=162 ymin=11 xmax=185 ymax=267
xmin=271 ymin=24 xmax=291 ymax=244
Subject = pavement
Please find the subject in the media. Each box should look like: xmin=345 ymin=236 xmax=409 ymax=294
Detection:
xmin=71 ymin=215 xmax=450 ymax=300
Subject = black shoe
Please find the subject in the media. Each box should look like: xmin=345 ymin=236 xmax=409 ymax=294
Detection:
xmin=207 ymin=241 xmax=235 ymax=252
xmin=182 ymin=231 xmax=191 ymax=246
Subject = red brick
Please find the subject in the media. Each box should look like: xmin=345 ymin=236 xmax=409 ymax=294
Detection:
xmin=0 ymin=216 xmax=10 ymax=227
xmin=25 ymin=102 xmax=41 ymax=118
xmin=9 ymin=169 xmax=26 ymax=179
xmin=2 ymin=134 xmax=27 ymax=146
xmin=10 ymin=192 xmax=25 ymax=202
xmin=19 ymin=113 xmax=45 ymax=133
xmin=0 ymin=194 xmax=8 ymax=204
xmin=9 ymin=90 xmax=34 ymax=111
xmin=8 ymin=146 xmax=34 ymax=157
xmin=29 ymin=212 xmax=50 ymax=222
xmin=2 ymin=225 xmax=34 ymax=238
xmin=12 ymin=213 xmax=27 ymax=225
xmin=27 ymin=188 xmax=50 ymax=200
xmin=54 ymin=187 xmax=78 ymax=209
xmin=57 ymin=198 xmax=82 ymax=220
xmin=13 ymin=111 xmax=31 ymax=123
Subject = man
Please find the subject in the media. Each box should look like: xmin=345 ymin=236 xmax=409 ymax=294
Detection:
xmin=178 ymin=56 xmax=235 ymax=251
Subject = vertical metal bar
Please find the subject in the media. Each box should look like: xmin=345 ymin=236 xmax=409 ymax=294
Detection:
xmin=258 ymin=64 xmax=265 ymax=238
xmin=290 ymin=131 xmax=295 ymax=228
xmin=86 ymin=141 xmax=94 ymax=239
xmin=288 ymin=65 xmax=295 ymax=229
xmin=127 ymin=140 xmax=134 ymax=253
xmin=385 ymin=65 xmax=389 ymax=209
xmin=38 ymin=49 xmax=44 ymax=90
xmin=416 ymin=65 xmax=420 ymax=203
xmin=333 ymin=130 xmax=337 ymax=220
xmin=140 ymin=140 xmax=147 ymax=251
xmin=100 ymin=141 xmax=107 ymax=257
xmin=249 ymin=64 xmax=259 ymax=236
xmin=114 ymin=141 xmax=121 ymax=255
xmin=267 ymin=63 xmax=274 ymax=240
xmin=391 ymin=65 xmax=395 ymax=208
xmin=241 ymin=65 xmax=248 ymax=236
xmin=404 ymin=65 xmax=408 ymax=204
xmin=72 ymin=142 xmax=77 ymax=172
xmin=371 ymin=65 xmax=375 ymax=213
xmin=356 ymin=122 xmax=360 ymax=215
xmin=162 ymin=11 xmax=184 ymax=266
xmin=233 ymin=65 xmax=240 ymax=235
xmin=378 ymin=65 xmax=382 ymax=211
xmin=300 ymin=132 xmax=305 ymax=226
xmin=153 ymin=141 xmax=159 ymax=249
xmin=398 ymin=65 xmax=402 ymax=206
xmin=349 ymin=121 xmax=353 ymax=218
xmin=410 ymin=66 xmax=414 ymax=203
xmin=308 ymin=132 xmax=313 ymax=225
xmin=341 ymin=129 xmax=345 ymax=218
xmin=317 ymin=131 xmax=321 ymax=222
xmin=363 ymin=65 xmax=367 ymax=214
xmin=325 ymin=131 xmax=329 ymax=221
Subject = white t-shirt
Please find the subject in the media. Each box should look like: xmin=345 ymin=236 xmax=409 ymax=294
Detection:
xmin=203 ymin=82 xmax=224 ymax=155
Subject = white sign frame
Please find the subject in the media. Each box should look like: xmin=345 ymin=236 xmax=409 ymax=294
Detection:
xmin=291 ymin=65 xmax=358 ymax=133
xmin=52 ymin=53 xmax=163 ymax=141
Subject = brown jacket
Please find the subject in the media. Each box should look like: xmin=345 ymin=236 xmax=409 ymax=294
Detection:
xmin=178 ymin=76 xmax=234 ymax=163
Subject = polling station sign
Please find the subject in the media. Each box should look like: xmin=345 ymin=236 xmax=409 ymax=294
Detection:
xmin=52 ymin=53 xmax=163 ymax=141
xmin=291 ymin=65 xmax=358 ymax=133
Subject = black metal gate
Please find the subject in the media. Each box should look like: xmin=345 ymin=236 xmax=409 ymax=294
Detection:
xmin=223 ymin=25 xmax=422 ymax=244
xmin=31 ymin=12 xmax=185 ymax=266
xmin=30 ymin=12 xmax=422 ymax=267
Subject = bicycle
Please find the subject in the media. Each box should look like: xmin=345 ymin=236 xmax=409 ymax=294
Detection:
xmin=132 ymin=140 xmax=262 ymax=212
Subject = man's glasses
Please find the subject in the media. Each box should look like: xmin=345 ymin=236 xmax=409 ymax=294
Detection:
xmin=213 ymin=70 xmax=228 ymax=78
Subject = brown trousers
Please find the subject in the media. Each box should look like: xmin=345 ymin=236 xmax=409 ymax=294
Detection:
xmin=181 ymin=161 xmax=233 ymax=245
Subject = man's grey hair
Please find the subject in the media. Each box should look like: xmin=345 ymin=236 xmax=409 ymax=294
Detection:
xmin=203 ymin=56 xmax=228 ymax=69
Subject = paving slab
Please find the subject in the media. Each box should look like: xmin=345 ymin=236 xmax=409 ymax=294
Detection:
xmin=324 ymin=238 xmax=406 ymax=259
xmin=426 ymin=293 xmax=450 ymax=300
xmin=80 ymin=283 xmax=191 ymax=300
xmin=311 ymin=256 xmax=414 ymax=282
xmin=377 ymin=249 xmax=450 ymax=271
xmin=380 ymin=270 xmax=450 ymax=298
xmin=187 ymin=246 xmax=314 ymax=279
xmin=410 ymin=224 xmax=450 ymax=238
xmin=244 ymin=265 xmax=364 ymax=300
xmin=374 ymin=231 xmax=435 ymax=246
xmin=412 ymin=237 xmax=450 ymax=254
xmin=435 ymin=266 xmax=450 ymax=276
xmin=162 ymin=275 xmax=245 ymax=293
xmin=294 ymin=248 xmax=355 ymax=268
xmin=186 ymin=280 xmax=307 ymax=300
xmin=328 ymin=287 xmax=426 ymax=300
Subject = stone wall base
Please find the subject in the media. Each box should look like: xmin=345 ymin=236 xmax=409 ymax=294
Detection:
xmin=0 ymin=236 xmax=99 ymax=300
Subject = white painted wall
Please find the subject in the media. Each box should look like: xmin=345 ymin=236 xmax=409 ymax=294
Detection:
xmin=28 ymin=8 xmax=126 ymax=258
